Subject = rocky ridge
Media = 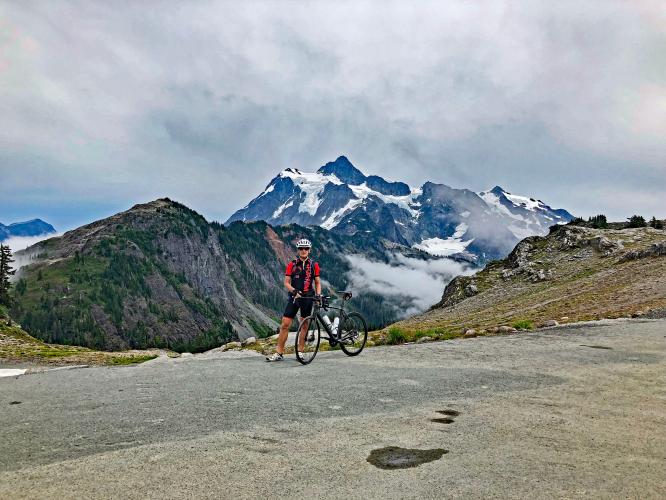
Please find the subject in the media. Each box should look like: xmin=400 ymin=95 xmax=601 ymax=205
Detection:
xmin=389 ymin=224 xmax=666 ymax=335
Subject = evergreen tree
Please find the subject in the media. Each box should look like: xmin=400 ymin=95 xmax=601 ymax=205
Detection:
xmin=588 ymin=214 xmax=608 ymax=229
xmin=0 ymin=244 xmax=16 ymax=307
xmin=627 ymin=215 xmax=647 ymax=228
xmin=649 ymin=216 xmax=664 ymax=230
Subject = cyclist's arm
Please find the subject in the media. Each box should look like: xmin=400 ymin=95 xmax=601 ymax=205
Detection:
xmin=314 ymin=276 xmax=321 ymax=295
xmin=284 ymin=276 xmax=297 ymax=295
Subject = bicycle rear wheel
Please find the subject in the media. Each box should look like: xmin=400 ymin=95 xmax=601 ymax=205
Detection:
xmin=339 ymin=312 xmax=368 ymax=356
xmin=295 ymin=315 xmax=320 ymax=365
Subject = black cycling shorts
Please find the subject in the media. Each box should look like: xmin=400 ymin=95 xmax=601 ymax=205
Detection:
xmin=283 ymin=294 xmax=314 ymax=319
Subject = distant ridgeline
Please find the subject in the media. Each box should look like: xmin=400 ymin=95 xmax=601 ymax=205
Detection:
xmin=10 ymin=199 xmax=413 ymax=353
xmin=0 ymin=219 xmax=56 ymax=242
xmin=227 ymin=156 xmax=575 ymax=264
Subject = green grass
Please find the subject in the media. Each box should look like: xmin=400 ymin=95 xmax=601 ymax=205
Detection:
xmin=511 ymin=319 xmax=534 ymax=330
xmin=105 ymin=354 xmax=158 ymax=365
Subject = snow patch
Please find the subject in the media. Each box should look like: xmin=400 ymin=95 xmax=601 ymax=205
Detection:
xmin=413 ymin=235 xmax=473 ymax=257
xmin=279 ymin=169 xmax=342 ymax=216
xmin=453 ymin=222 xmax=468 ymax=239
xmin=271 ymin=199 xmax=294 ymax=219
xmin=348 ymin=183 xmax=420 ymax=217
xmin=480 ymin=192 xmax=525 ymax=221
xmin=503 ymin=192 xmax=543 ymax=211
xmin=320 ymin=197 xmax=363 ymax=229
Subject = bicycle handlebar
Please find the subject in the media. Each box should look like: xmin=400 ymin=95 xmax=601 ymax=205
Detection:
xmin=291 ymin=294 xmax=330 ymax=302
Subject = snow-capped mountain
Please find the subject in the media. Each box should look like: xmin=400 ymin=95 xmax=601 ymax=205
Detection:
xmin=226 ymin=156 xmax=574 ymax=262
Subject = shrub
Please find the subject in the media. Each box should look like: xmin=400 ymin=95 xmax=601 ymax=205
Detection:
xmin=512 ymin=319 xmax=534 ymax=330
xmin=386 ymin=326 xmax=408 ymax=345
xmin=627 ymin=215 xmax=647 ymax=228
xmin=588 ymin=214 xmax=608 ymax=229
xmin=649 ymin=217 xmax=664 ymax=230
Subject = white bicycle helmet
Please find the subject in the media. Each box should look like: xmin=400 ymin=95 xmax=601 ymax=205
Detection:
xmin=296 ymin=238 xmax=312 ymax=249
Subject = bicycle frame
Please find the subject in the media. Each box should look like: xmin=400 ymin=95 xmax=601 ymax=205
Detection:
xmin=297 ymin=296 xmax=354 ymax=343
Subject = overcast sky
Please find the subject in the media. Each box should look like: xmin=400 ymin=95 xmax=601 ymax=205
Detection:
xmin=1 ymin=0 xmax=664 ymax=231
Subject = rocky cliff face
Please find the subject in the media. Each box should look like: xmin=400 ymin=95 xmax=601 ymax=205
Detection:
xmin=12 ymin=200 xmax=266 ymax=351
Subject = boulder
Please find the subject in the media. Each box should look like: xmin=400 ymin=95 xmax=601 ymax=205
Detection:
xmin=542 ymin=320 xmax=559 ymax=327
xmin=223 ymin=341 xmax=242 ymax=350
xmin=416 ymin=336 xmax=433 ymax=343
xmin=620 ymin=242 xmax=666 ymax=262
xmin=502 ymin=269 xmax=516 ymax=279
xmin=463 ymin=329 xmax=477 ymax=338
xmin=589 ymin=235 xmax=623 ymax=256
xmin=242 ymin=336 xmax=257 ymax=346
xmin=631 ymin=311 xmax=644 ymax=318
xmin=499 ymin=326 xmax=513 ymax=333
xmin=560 ymin=316 xmax=569 ymax=322
xmin=488 ymin=326 xmax=500 ymax=334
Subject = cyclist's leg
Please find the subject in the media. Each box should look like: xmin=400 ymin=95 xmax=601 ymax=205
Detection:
xmin=277 ymin=299 xmax=298 ymax=354
xmin=297 ymin=317 xmax=311 ymax=351
xmin=276 ymin=316 xmax=293 ymax=354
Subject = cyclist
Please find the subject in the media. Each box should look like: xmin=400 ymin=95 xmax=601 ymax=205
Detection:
xmin=266 ymin=238 xmax=321 ymax=362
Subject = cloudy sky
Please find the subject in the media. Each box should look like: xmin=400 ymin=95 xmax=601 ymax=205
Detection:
xmin=1 ymin=0 xmax=664 ymax=231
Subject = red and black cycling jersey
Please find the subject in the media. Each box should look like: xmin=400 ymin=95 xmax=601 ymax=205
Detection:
xmin=285 ymin=258 xmax=320 ymax=293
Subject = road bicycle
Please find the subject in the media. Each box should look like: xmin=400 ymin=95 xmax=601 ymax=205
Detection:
xmin=293 ymin=291 xmax=368 ymax=365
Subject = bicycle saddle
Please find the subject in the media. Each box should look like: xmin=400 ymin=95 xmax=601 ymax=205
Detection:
xmin=337 ymin=290 xmax=353 ymax=300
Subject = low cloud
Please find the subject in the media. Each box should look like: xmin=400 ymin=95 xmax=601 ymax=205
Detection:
xmin=3 ymin=234 xmax=60 ymax=254
xmin=345 ymin=253 xmax=474 ymax=316
xmin=3 ymin=234 xmax=61 ymax=280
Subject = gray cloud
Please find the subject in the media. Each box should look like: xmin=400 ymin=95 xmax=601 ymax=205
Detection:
xmin=1 ymin=0 xmax=664 ymax=229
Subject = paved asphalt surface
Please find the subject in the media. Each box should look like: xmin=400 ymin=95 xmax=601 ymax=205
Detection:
xmin=1 ymin=319 xmax=665 ymax=499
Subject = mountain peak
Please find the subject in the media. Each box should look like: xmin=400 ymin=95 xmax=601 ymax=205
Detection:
xmin=129 ymin=198 xmax=177 ymax=211
xmin=0 ymin=218 xmax=56 ymax=241
xmin=317 ymin=156 xmax=366 ymax=185
xmin=489 ymin=186 xmax=508 ymax=196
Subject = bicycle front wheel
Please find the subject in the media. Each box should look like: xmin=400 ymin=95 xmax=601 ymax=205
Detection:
xmin=339 ymin=312 xmax=368 ymax=356
xmin=295 ymin=315 xmax=320 ymax=365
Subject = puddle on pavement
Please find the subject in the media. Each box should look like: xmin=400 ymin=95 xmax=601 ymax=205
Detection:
xmin=431 ymin=417 xmax=455 ymax=424
xmin=437 ymin=409 xmax=460 ymax=416
xmin=367 ymin=446 xmax=448 ymax=470
xmin=580 ymin=345 xmax=613 ymax=350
